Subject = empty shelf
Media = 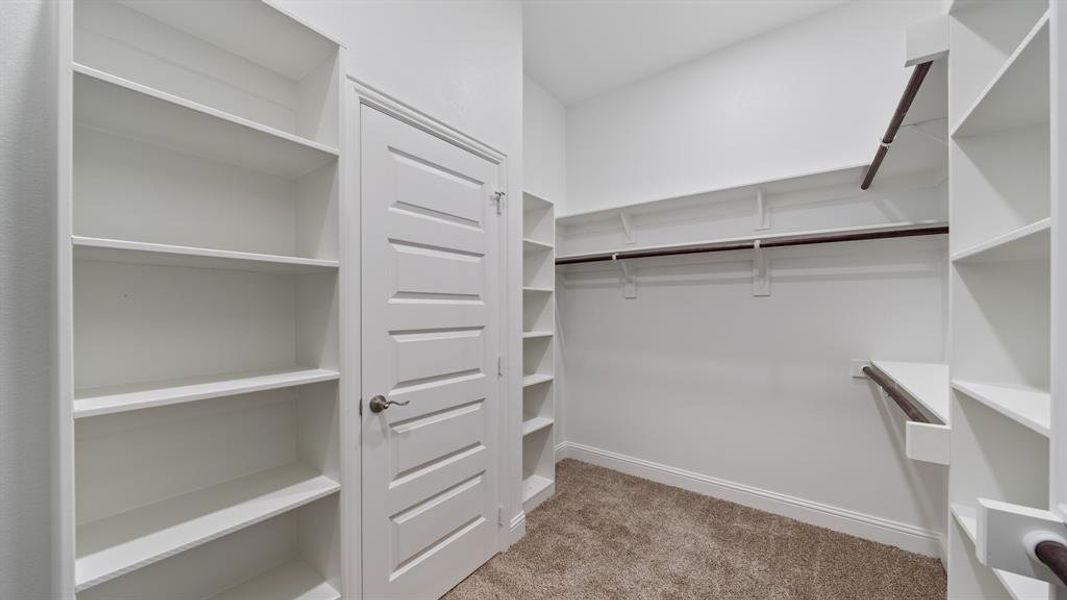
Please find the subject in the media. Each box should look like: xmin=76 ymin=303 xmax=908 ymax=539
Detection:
xmin=522 ymin=416 xmax=554 ymax=437
xmin=869 ymin=361 xmax=950 ymax=424
xmin=73 ymin=66 xmax=338 ymax=178
xmin=523 ymin=286 xmax=554 ymax=294
xmin=522 ymin=331 xmax=554 ymax=340
xmin=75 ymin=463 xmax=340 ymax=591
xmin=951 ymin=219 xmax=1050 ymax=263
xmin=952 ymin=505 xmax=1050 ymax=600
xmin=523 ymin=374 xmax=554 ymax=388
xmin=523 ymin=238 xmax=554 ymax=252
xmin=73 ymin=236 xmax=339 ymax=274
xmin=211 ymin=560 xmax=339 ymax=600
xmin=952 ymin=380 xmax=1050 ymax=436
xmin=953 ymin=14 xmax=1049 ymax=138
xmin=74 ymin=368 xmax=340 ymax=419
xmin=522 ymin=475 xmax=554 ymax=513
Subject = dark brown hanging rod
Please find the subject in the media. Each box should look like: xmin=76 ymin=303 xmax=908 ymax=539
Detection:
xmin=1036 ymin=540 xmax=1067 ymax=587
xmin=555 ymin=224 xmax=948 ymax=266
xmin=862 ymin=364 xmax=938 ymax=424
xmin=861 ymin=60 xmax=934 ymax=190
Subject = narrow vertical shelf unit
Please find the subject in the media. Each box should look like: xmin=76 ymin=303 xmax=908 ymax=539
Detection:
xmin=59 ymin=1 xmax=346 ymax=598
xmin=946 ymin=1 xmax=1054 ymax=598
xmin=522 ymin=192 xmax=557 ymax=513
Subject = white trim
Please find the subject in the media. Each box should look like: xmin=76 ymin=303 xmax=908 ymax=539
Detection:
xmin=557 ymin=441 xmax=943 ymax=557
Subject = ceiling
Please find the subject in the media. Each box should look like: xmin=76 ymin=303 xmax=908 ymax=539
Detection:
xmin=523 ymin=0 xmax=848 ymax=105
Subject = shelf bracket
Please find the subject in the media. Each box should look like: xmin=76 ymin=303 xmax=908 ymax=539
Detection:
xmin=753 ymin=187 xmax=771 ymax=231
xmin=752 ymin=240 xmax=770 ymax=296
xmin=977 ymin=498 xmax=1067 ymax=586
xmin=620 ymin=211 xmax=635 ymax=244
xmin=614 ymin=254 xmax=637 ymax=299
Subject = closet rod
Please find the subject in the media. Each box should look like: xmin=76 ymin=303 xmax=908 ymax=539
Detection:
xmin=862 ymin=365 xmax=935 ymax=424
xmin=554 ymin=224 xmax=948 ymax=266
xmin=1036 ymin=541 xmax=1067 ymax=586
xmin=861 ymin=60 xmax=933 ymax=190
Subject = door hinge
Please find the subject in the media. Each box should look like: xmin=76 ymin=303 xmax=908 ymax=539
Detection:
xmin=497 ymin=356 xmax=503 ymax=378
xmin=492 ymin=191 xmax=506 ymax=215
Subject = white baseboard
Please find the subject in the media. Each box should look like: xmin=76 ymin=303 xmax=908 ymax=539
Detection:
xmin=558 ymin=441 xmax=943 ymax=557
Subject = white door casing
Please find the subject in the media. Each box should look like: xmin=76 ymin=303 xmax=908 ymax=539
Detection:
xmin=360 ymin=104 xmax=502 ymax=599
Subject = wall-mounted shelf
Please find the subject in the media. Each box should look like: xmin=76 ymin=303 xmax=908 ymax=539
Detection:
xmin=73 ymin=236 xmax=339 ymax=274
xmin=210 ymin=559 xmax=340 ymax=600
xmin=522 ymin=374 xmax=554 ymax=388
xmin=952 ymin=380 xmax=1050 ymax=437
xmin=869 ymin=360 xmax=950 ymax=424
xmin=951 ymin=504 xmax=1050 ymax=600
xmin=952 ymin=13 xmax=1049 ymax=138
xmin=950 ymin=218 xmax=1050 ymax=263
xmin=73 ymin=67 xmax=337 ymax=178
xmin=75 ymin=464 xmax=340 ymax=591
xmin=522 ymin=191 xmax=556 ymax=514
xmin=74 ymin=368 xmax=340 ymax=419
xmin=522 ymin=417 xmax=554 ymax=437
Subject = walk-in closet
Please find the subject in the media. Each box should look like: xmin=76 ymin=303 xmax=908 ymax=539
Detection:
xmin=2 ymin=0 xmax=1067 ymax=598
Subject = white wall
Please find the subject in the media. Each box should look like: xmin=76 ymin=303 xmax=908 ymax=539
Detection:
xmin=564 ymin=0 xmax=944 ymax=214
xmin=555 ymin=0 xmax=950 ymax=555
xmin=0 ymin=0 xmax=57 ymax=597
xmin=523 ymin=76 xmax=566 ymax=210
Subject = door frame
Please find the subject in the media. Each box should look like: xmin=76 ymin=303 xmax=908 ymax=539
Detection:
xmin=344 ymin=76 xmax=513 ymax=600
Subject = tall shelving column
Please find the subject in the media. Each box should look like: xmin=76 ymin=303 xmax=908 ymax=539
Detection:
xmin=946 ymin=1 xmax=1054 ymax=598
xmin=521 ymin=192 xmax=557 ymax=512
xmin=58 ymin=2 xmax=347 ymax=598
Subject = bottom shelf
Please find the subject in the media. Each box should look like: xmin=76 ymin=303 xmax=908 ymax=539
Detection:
xmin=522 ymin=475 xmax=554 ymax=513
xmin=951 ymin=505 xmax=1049 ymax=600
xmin=212 ymin=560 xmax=339 ymax=600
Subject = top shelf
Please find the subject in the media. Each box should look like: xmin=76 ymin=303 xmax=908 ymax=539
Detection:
xmin=115 ymin=0 xmax=340 ymax=79
xmin=73 ymin=66 xmax=338 ymax=178
xmin=953 ymin=13 xmax=1049 ymax=138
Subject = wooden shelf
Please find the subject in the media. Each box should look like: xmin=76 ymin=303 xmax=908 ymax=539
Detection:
xmin=951 ymin=219 xmax=1050 ymax=263
xmin=523 ymin=238 xmax=554 ymax=252
xmin=951 ymin=504 xmax=1050 ymax=600
xmin=522 ymin=331 xmax=554 ymax=340
xmin=869 ymin=361 xmax=950 ymax=424
xmin=953 ymin=14 xmax=1049 ymax=138
xmin=952 ymin=380 xmax=1050 ymax=436
xmin=73 ymin=236 xmax=339 ymax=274
xmin=75 ymin=463 xmax=340 ymax=592
xmin=522 ymin=374 xmax=554 ymax=388
xmin=74 ymin=368 xmax=340 ymax=419
xmin=73 ymin=65 xmax=338 ymax=178
xmin=521 ymin=475 xmax=555 ymax=513
xmin=211 ymin=559 xmax=339 ymax=600
xmin=522 ymin=417 xmax=554 ymax=437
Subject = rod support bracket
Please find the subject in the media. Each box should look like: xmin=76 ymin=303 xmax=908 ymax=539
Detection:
xmin=754 ymin=187 xmax=771 ymax=231
xmin=977 ymin=498 xmax=1067 ymax=586
xmin=614 ymin=254 xmax=637 ymax=299
xmin=620 ymin=211 xmax=635 ymax=245
xmin=752 ymin=240 xmax=770 ymax=296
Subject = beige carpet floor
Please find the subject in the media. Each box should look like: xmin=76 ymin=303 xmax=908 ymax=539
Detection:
xmin=446 ymin=459 xmax=945 ymax=600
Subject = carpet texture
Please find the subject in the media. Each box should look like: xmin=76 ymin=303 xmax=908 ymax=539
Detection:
xmin=446 ymin=460 xmax=946 ymax=600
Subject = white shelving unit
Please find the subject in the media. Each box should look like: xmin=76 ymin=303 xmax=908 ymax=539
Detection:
xmin=946 ymin=1 xmax=1055 ymax=597
xmin=522 ymin=191 xmax=557 ymax=513
xmin=59 ymin=2 xmax=346 ymax=598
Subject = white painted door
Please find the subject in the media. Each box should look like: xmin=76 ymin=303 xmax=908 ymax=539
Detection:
xmin=361 ymin=105 xmax=502 ymax=599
